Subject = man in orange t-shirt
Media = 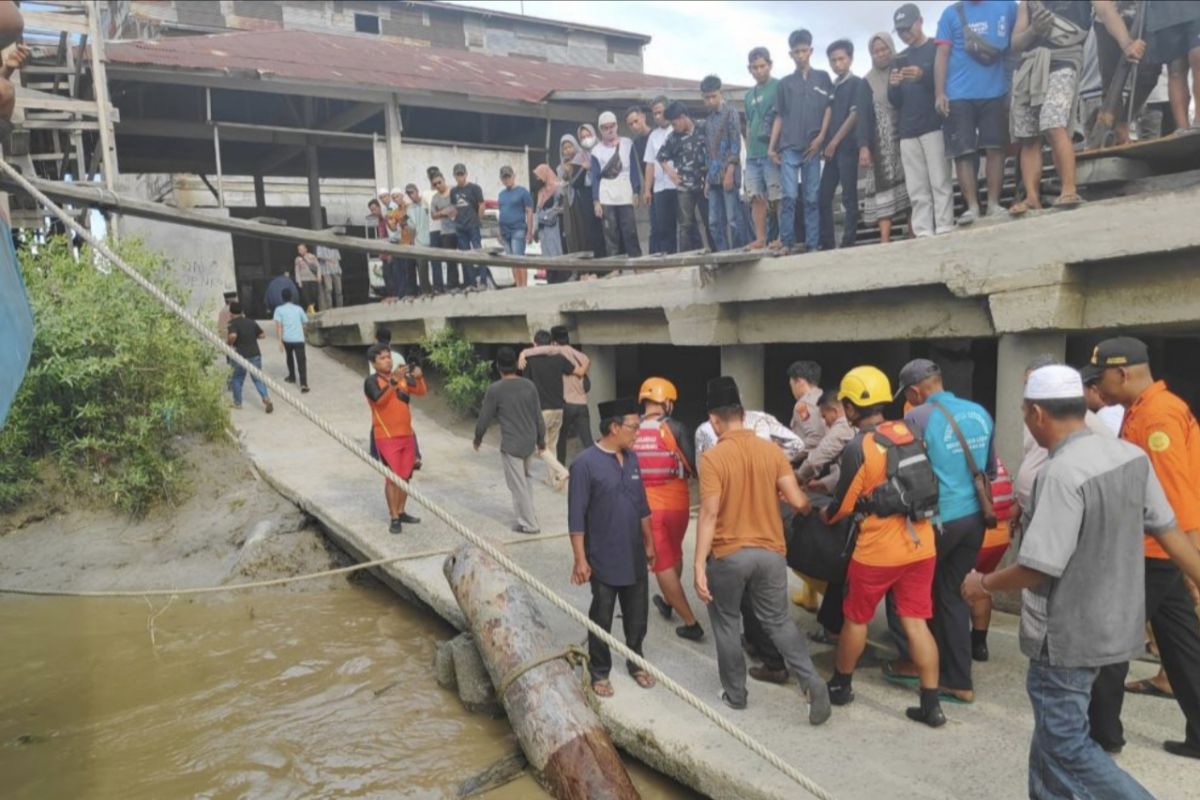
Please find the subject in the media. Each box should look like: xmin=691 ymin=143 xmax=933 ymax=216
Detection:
xmin=823 ymin=366 xmax=945 ymax=728
xmin=1090 ymin=336 xmax=1200 ymax=759
xmin=695 ymin=376 xmax=830 ymax=723
xmin=634 ymin=377 xmax=703 ymax=641
xmin=365 ymin=343 xmax=427 ymax=535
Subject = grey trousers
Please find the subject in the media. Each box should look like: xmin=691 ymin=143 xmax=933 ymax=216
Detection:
xmin=501 ymin=452 xmax=539 ymax=531
xmin=707 ymin=547 xmax=820 ymax=706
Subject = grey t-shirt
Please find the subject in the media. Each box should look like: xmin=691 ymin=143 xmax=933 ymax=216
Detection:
xmin=431 ymin=192 xmax=455 ymax=234
xmin=1018 ymin=428 xmax=1176 ymax=668
xmin=473 ymin=377 xmax=546 ymax=459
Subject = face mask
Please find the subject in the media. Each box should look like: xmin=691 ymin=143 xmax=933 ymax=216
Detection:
xmin=579 ymin=134 xmax=596 ymax=150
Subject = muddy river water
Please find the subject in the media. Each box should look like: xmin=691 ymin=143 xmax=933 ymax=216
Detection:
xmin=0 ymin=583 xmax=695 ymax=799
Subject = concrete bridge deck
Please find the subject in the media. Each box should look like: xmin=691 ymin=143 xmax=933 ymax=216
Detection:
xmin=230 ymin=334 xmax=1195 ymax=800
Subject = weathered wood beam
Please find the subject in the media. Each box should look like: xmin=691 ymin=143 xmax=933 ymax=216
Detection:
xmin=444 ymin=546 xmax=639 ymax=800
xmin=2 ymin=174 xmax=763 ymax=273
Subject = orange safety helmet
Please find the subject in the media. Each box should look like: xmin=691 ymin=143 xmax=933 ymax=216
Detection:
xmin=638 ymin=377 xmax=678 ymax=405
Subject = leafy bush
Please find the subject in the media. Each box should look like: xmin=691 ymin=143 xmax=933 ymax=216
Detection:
xmin=0 ymin=237 xmax=228 ymax=515
xmin=419 ymin=328 xmax=492 ymax=416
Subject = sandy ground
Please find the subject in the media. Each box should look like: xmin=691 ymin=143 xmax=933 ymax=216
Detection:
xmin=0 ymin=437 xmax=350 ymax=594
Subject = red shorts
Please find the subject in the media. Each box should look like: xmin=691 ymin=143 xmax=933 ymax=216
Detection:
xmin=376 ymin=434 xmax=416 ymax=480
xmin=974 ymin=544 xmax=1009 ymax=575
xmin=843 ymin=557 xmax=935 ymax=625
xmin=650 ymin=509 xmax=689 ymax=572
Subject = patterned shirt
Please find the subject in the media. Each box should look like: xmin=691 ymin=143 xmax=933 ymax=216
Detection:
xmin=657 ymin=125 xmax=708 ymax=191
xmin=704 ymin=102 xmax=742 ymax=185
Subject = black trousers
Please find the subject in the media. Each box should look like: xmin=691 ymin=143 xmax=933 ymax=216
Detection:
xmin=817 ymin=581 xmax=846 ymax=636
xmin=818 ymin=146 xmax=860 ymax=250
xmin=588 ymin=574 xmax=648 ymax=680
xmin=436 ymin=231 xmax=460 ymax=288
xmin=602 ymin=204 xmax=641 ymax=261
xmin=652 ymin=188 xmax=679 ymax=254
xmin=741 ymin=590 xmax=785 ymax=671
xmin=300 ymin=280 xmax=320 ymax=310
xmin=888 ymin=513 xmax=984 ymax=690
xmin=676 ymin=189 xmax=704 ymax=252
xmin=1090 ymin=558 xmax=1200 ymax=750
xmin=558 ymin=403 xmax=593 ymax=465
xmin=283 ymin=341 xmax=307 ymax=386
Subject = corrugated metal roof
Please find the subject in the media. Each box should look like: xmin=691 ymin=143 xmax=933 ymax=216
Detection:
xmin=105 ymin=29 xmax=692 ymax=105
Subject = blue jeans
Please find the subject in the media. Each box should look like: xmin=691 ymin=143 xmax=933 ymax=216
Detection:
xmin=707 ymin=185 xmax=744 ymax=252
xmin=779 ymin=147 xmax=821 ymax=251
xmin=230 ymin=355 xmax=269 ymax=407
xmin=501 ymin=225 xmax=527 ymax=256
xmin=1026 ymin=660 xmax=1153 ymax=800
xmin=456 ymin=227 xmax=488 ymax=287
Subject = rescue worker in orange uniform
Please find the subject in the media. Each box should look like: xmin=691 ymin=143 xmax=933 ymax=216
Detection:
xmin=634 ymin=377 xmax=704 ymax=641
xmin=1088 ymin=336 xmax=1200 ymax=760
xmin=968 ymin=458 xmax=1016 ymax=662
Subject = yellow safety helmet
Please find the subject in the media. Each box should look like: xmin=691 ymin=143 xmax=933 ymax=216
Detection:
xmin=837 ymin=366 xmax=894 ymax=407
xmin=638 ymin=377 xmax=678 ymax=405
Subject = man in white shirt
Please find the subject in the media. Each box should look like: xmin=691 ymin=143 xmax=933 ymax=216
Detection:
xmin=642 ymin=96 xmax=679 ymax=254
xmin=589 ymin=110 xmax=642 ymax=263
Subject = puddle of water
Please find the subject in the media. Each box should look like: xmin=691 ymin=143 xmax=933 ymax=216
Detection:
xmin=0 ymin=583 xmax=696 ymax=799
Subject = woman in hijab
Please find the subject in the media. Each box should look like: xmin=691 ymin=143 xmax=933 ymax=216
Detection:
xmin=557 ymin=132 xmax=602 ymax=258
xmin=533 ymin=163 xmax=570 ymax=283
xmin=862 ymin=32 xmax=910 ymax=244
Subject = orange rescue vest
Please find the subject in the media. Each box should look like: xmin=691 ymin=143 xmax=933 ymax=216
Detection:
xmin=633 ymin=418 xmax=686 ymax=487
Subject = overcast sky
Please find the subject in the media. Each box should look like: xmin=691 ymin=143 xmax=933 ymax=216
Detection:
xmin=448 ymin=0 xmax=957 ymax=82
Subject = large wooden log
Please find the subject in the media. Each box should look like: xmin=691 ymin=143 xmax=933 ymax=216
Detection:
xmin=444 ymin=544 xmax=640 ymax=800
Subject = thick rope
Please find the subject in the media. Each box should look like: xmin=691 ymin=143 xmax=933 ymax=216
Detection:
xmin=0 ymin=160 xmax=837 ymax=800
xmin=496 ymin=643 xmax=590 ymax=698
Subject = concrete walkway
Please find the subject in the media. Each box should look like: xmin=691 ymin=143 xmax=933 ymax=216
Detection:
xmin=230 ymin=335 xmax=1194 ymax=800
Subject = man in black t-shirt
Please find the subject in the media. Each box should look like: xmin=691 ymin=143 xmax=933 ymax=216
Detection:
xmin=890 ymin=3 xmax=955 ymax=237
xmin=522 ymin=329 xmax=581 ymax=490
xmin=225 ymin=302 xmax=273 ymax=413
xmin=449 ymin=163 xmax=488 ymax=289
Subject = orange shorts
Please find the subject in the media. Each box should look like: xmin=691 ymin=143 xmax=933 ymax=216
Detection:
xmin=844 ymin=557 xmax=935 ymax=624
xmin=650 ymin=509 xmax=689 ymax=572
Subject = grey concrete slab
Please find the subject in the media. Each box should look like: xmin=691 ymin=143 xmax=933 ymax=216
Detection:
xmin=230 ymin=334 xmax=1196 ymax=800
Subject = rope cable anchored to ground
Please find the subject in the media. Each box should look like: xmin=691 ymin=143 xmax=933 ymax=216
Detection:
xmin=0 ymin=160 xmax=837 ymax=800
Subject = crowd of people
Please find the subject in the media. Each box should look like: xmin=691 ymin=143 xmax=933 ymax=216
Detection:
xmin=359 ymin=320 xmax=1200 ymax=795
xmin=354 ymin=0 xmax=1198 ymax=289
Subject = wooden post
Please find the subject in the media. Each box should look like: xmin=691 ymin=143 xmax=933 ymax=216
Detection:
xmin=305 ymin=141 xmax=322 ymax=231
xmin=444 ymin=545 xmax=640 ymax=800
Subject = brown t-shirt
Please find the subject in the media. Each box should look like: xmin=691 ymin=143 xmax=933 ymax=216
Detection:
xmin=699 ymin=428 xmax=791 ymax=560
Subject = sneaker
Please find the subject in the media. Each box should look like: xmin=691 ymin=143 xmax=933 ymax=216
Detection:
xmin=827 ymin=681 xmax=855 ymax=706
xmin=808 ymin=681 xmax=832 ymax=726
xmin=984 ymin=204 xmax=1006 ymax=219
xmin=718 ymin=690 xmax=746 ymax=710
xmin=263 ymin=400 xmax=274 ymax=414
xmin=398 ymin=512 xmax=421 ymax=524
xmin=906 ymin=703 xmax=947 ymax=728
xmin=284 ymin=376 xmax=296 ymax=383
xmin=301 ymin=386 xmax=310 ymax=393
xmin=653 ymin=594 xmax=673 ymax=620
xmin=675 ymin=622 xmax=704 ymax=641
xmin=1163 ymin=740 xmax=1200 ymax=760
xmin=749 ymin=666 xmax=788 ymax=684
xmin=388 ymin=518 xmax=403 ymax=535
xmin=510 ymin=524 xmax=541 ymax=534
xmin=958 ymin=207 xmax=979 ymax=226
xmin=412 ymin=461 xmax=422 ymax=471
xmin=972 ymin=640 xmax=990 ymax=662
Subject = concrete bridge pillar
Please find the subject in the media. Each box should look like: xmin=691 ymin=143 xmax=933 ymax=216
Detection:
xmin=585 ymin=345 xmax=617 ymax=430
xmin=720 ymin=344 xmax=765 ymax=411
xmin=995 ymin=332 xmax=1066 ymax=481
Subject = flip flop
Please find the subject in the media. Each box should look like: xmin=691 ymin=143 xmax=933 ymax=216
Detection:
xmin=1054 ymin=192 xmax=1084 ymax=208
xmin=632 ymin=670 xmax=656 ymax=689
xmin=1125 ymin=678 xmax=1174 ymax=699
xmin=1008 ymin=200 xmax=1041 ymax=217
xmin=882 ymin=661 xmax=920 ymax=687
xmin=590 ymin=678 xmax=614 ymax=697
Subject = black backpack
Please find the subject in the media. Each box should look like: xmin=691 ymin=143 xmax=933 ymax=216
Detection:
xmin=856 ymin=422 xmax=939 ymax=523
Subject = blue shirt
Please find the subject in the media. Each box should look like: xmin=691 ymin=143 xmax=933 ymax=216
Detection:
xmin=568 ymin=444 xmax=651 ymax=587
xmin=497 ymin=186 xmax=533 ymax=230
xmin=906 ymin=390 xmax=996 ymax=523
xmin=264 ymin=273 xmax=300 ymax=310
xmin=936 ymin=0 xmax=1017 ymax=101
xmin=272 ymin=302 xmax=308 ymax=344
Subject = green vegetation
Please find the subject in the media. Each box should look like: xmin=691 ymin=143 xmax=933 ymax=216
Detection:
xmin=0 ymin=237 xmax=228 ymax=515
xmin=419 ymin=328 xmax=492 ymax=416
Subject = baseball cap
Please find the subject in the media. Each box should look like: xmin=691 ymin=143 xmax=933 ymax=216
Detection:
xmin=1078 ymin=364 xmax=1103 ymax=385
xmin=452 ymin=163 xmax=467 ymax=175
xmin=894 ymin=3 xmax=921 ymax=30
xmin=499 ymin=165 xmax=515 ymax=178
xmin=1025 ymin=365 xmax=1084 ymax=401
xmin=1089 ymin=336 xmax=1149 ymax=368
xmin=895 ymin=358 xmax=941 ymax=396
xmin=598 ymin=110 xmax=618 ymax=127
